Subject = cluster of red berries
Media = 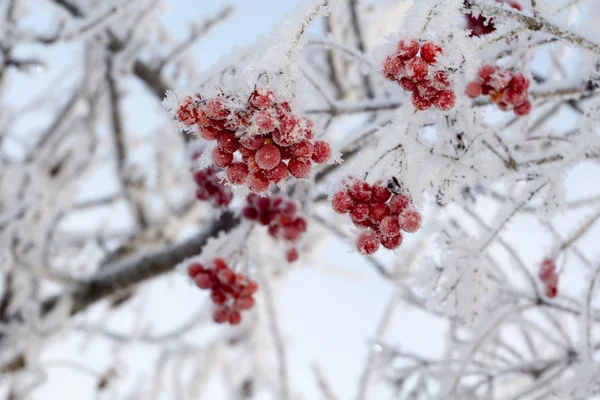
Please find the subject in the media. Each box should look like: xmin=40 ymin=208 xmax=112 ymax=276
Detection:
xmin=331 ymin=178 xmax=422 ymax=255
xmin=175 ymin=88 xmax=332 ymax=193
xmin=187 ymin=258 xmax=259 ymax=325
xmin=242 ymin=194 xmax=307 ymax=262
xmin=464 ymin=0 xmax=522 ymax=37
xmin=539 ymin=258 xmax=558 ymax=298
xmin=382 ymin=38 xmax=456 ymax=111
xmin=190 ymin=152 xmax=233 ymax=207
xmin=465 ymin=65 xmax=532 ymax=116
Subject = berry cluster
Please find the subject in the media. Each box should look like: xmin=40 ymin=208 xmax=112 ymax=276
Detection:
xmin=464 ymin=0 xmax=522 ymax=37
xmin=382 ymin=38 xmax=456 ymax=111
xmin=539 ymin=258 xmax=558 ymax=298
xmin=175 ymin=89 xmax=332 ymax=194
xmin=331 ymin=178 xmax=422 ymax=255
xmin=190 ymin=152 xmax=233 ymax=207
xmin=187 ymin=258 xmax=259 ymax=325
xmin=242 ymin=194 xmax=307 ymax=262
xmin=465 ymin=65 xmax=532 ymax=116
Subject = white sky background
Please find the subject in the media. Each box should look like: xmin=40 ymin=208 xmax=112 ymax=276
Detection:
xmin=3 ymin=0 xmax=600 ymax=399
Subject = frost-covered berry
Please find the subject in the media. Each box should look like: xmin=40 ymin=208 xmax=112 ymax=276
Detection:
xmin=412 ymin=92 xmax=432 ymax=110
xmin=348 ymin=180 xmax=372 ymax=202
xmin=205 ymin=98 xmax=229 ymax=120
xmin=389 ymin=194 xmax=410 ymax=215
xmin=380 ymin=216 xmax=401 ymax=237
xmin=227 ymin=162 xmax=249 ymax=185
xmin=399 ymin=78 xmax=418 ymax=92
xmin=397 ymin=38 xmax=420 ymax=59
xmin=264 ymin=162 xmax=289 ymax=183
xmin=380 ymin=232 xmax=403 ymax=250
xmin=370 ymin=203 xmax=391 ymax=223
xmin=406 ymin=57 xmax=429 ymax=81
xmin=288 ymin=158 xmax=312 ymax=178
xmin=420 ymin=42 xmax=442 ymax=64
xmin=465 ymin=82 xmax=483 ymax=98
xmin=255 ymin=144 xmax=282 ymax=171
xmin=286 ymin=247 xmax=299 ymax=262
xmin=401 ymin=210 xmax=422 ymax=233
xmin=229 ymin=311 xmax=242 ymax=325
xmin=195 ymin=271 xmax=214 ymax=289
xmin=250 ymin=89 xmax=275 ymax=110
xmin=199 ymin=126 xmax=221 ymax=140
xmin=212 ymin=147 xmax=234 ymax=168
xmin=434 ymin=90 xmax=456 ymax=111
xmin=332 ymin=190 xmax=354 ymax=214
xmin=371 ymin=182 xmax=392 ymax=203
xmin=187 ymin=262 xmax=205 ymax=278
xmin=312 ymin=141 xmax=331 ymax=163
xmin=240 ymin=135 xmax=264 ymax=150
xmin=213 ymin=307 xmax=230 ymax=323
xmin=514 ymin=100 xmax=532 ymax=116
xmin=248 ymin=170 xmax=270 ymax=193
xmin=509 ymin=73 xmax=529 ymax=92
xmin=291 ymin=140 xmax=314 ymax=160
xmin=177 ymin=97 xmax=198 ymax=125
xmin=217 ymin=132 xmax=239 ymax=153
xmin=350 ymin=203 xmax=370 ymax=223
xmin=356 ymin=230 xmax=380 ymax=255
xmin=383 ymin=56 xmax=405 ymax=80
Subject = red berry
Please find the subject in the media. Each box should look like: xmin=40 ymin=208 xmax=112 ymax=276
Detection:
xmin=240 ymin=135 xmax=264 ymax=150
xmin=229 ymin=310 xmax=242 ymax=325
xmin=401 ymin=210 xmax=422 ymax=233
xmin=217 ymin=132 xmax=239 ymax=153
xmin=214 ymin=191 xmax=233 ymax=207
xmin=227 ymin=162 xmax=249 ymax=185
xmin=397 ymin=38 xmax=420 ymax=59
xmin=434 ymin=90 xmax=456 ymax=111
xmin=288 ymin=158 xmax=312 ymax=178
xmin=539 ymin=259 xmax=556 ymax=281
xmin=351 ymin=203 xmax=370 ymax=223
xmin=195 ymin=272 xmax=214 ymax=289
xmin=213 ymin=257 xmax=228 ymax=271
xmin=286 ymin=248 xmax=299 ymax=262
xmin=250 ymin=89 xmax=275 ymax=110
xmin=417 ymin=81 xmax=438 ymax=100
xmin=478 ymin=65 xmax=498 ymax=83
xmin=545 ymin=285 xmax=558 ymax=298
xmin=332 ymin=190 xmax=354 ymax=214
xmin=380 ymin=232 xmax=403 ymax=250
xmin=211 ymin=289 xmax=227 ymax=305
xmin=371 ymin=182 xmax=392 ymax=203
xmin=217 ymin=268 xmax=236 ymax=285
xmin=206 ymin=98 xmax=230 ymax=120
xmin=405 ymin=57 xmax=429 ymax=81
xmin=212 ymin=147 xmax=234 ymax=167
xmin=412 ymin=92 xmax=432 ymax=110
xmin=187 ymin=262 xmax=205 ymax=278
xmin=369 ymin=203 xmax=391 ymax=224
xmin=254 ymin=110 xmax=276 ymax=134
xmin=239 ymin=145 xmax=256 ymax=157
xmin=509 ymin=73 xmax=529 ymax=92
xmin=213 ymin=306 xmax=230 ymax=323
xmin=514 ymin=100 xmax=532 ymax=116
xmin=177 ymin=98 xmax=198 ymax=125
xmin=348 ymin=180 xmax=372 ymax=202
xmin=431 ymin=71 xmax=450 ymax=90
xmin=242 ymin=206 xmax=258 ymax=220
xmin=356 ymin=230 xmax=380 ymax=255
xmin=399 ymin=77 xmax=418 ymax=92
xmin=255 ymin=144 xmax=282 ymax=171
xmin=199 ymin=126 xmax=221 ymax=140
xmin=294 ymin=217 xmax=307 ymax=232
xmin=235 ymin=296 xmax=255 ymax=310
xmin=465 ymin=82 xmax=483 ymax=98
xmin=240 ymin=281 xmax=259 ymax=297
xmin=382 ymin=56 xmax=406 ymax=80
xmin=488 ymin=70 xmax=511 ymax=91
xmin=389 ymin=194 xmax=411 ymax=215
xmin=264 ymin=162 xmax=289 ymax=183
xmin=380 ymin=216 xmax=401 ymax=237
xmin=248 ymin=170 xmax=270 ymax=193
xmin=420 ymin=42 xmax=442 ymax=64
xmin=502 ymin=88 xmax=527 ymax=106
xmin=291 ymin=140 xmax=314 ymax=160
xmin=280 ymin=145 xmax=293 ymax=160
xmin=312 ymin=141 xmax=331 ymax=163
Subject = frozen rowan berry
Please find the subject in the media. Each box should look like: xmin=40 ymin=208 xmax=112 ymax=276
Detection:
xmin=291 ymin=140 xmax=314 ymax=160
xmin=286 ymin=248 xmax=299 ymax=262
xmin=211 ymin=289 xmax=227 ymax=305
xmin=213 ymin=257 xmax=228 ymax=271
xmin=478 ymin=65 xmax=498 ymax=83
xmin=401 ymin=210 xmax=422 ymax=233
xmin=213 ymin=306 xmax=230 ymax=323
xmin=545 ymin=285 xmax=558 ymax=298
xmin=217 ymin=132 xmax=239 ymax=153
xmin=229 ymin=310 xmax=242 ymax=325
xmin=288 ymin=158 xmax=312 ymax=178
xmin=254 ymin=110 xmax=276 ymax=134
xmin=420 ymin=42 xmax=442 ymax=64
xmin=217 ymin=268 xmax=236 ymax=285
xmin=488 ymin=71 xmax=511 ymax=91
xmin=389 ymin=194 xmax=410 ymax=215
xmin=356 ymin=230 xmax=380 ymax=255
xmin=255 ymin=144 xmax=282 ymax=171
xmin=432 ymin=71 xmax=450 ymax=90
xmin=245 ymin=154 xmax=260 ymax=172
xmin=406 ymin=57 xmax=429 ymax=81
xmin=348 ymin=180 xmax=372 ymax=202
xmin=235 ymin=296 xmax=255 ymax=310
xmin=351 ymin=203 xmax=370 ymax=223
xmin=465 ymin=82 xmax=483 ymax=98
xmin=514 ymin=100 xmax=532 ymax=116
xmin=276 ymin=115 xmax=300 ymax=145
xmin=195 ymin=271 xmax=214 ymax=289
xmin=199 ymin=126 xmax=221 ymax=140
xmin=417 ymin=81 xmax=438 ymax=99
xmin=283 ymin=227 xmax=302 ymax=242
xmin=412 ymin=92 xmax=432 ymax=110
xmin=205 ymin=98 xmax=229 ymax=120
xmin=539 ymin=259 xmax=556 ymax=281
xmin=370 ymin=203 xmax=391 ymax=223
xmin=502 ymin=88 xmax=527 ymax=106
xmin=250 ymin=89 xmax=275 ymax=110
xmin=397 ymin=38 xmax=420 ymax=59
xmin=380 ymin=216 xmax=401 ymax=237
xmin=240 ymin=135 xmax=264 ymax=150
xmin=214 ymin=191 xmax=233 ymax=207
xmin=211 ymin=147 xmax=234 ymax=168
xmin=312 ymin=141 xmax=331 ymax=163
xmin=187 ymin=262 xmax=205 ymax=278
xmin=227 ymin=162 xmax=249 ymax=185
xmin=239 ymin=145 xmax=255 ymax=157
xmin=399 ymin=77 xmax=418 ymax=92
xmin=371 ymin=182 xmax=392 ymax=203
xmin=509 ymin=73 xmax=529 ymax=92
xmin=280 ymin=145 xmax=293 ymax=160
xmin=383 ymin=56 xmax=405 ymax=80
xmin=248 ymin=170 xmax=270 ymax=193
xmin=242 ymin=206 xmax=258 ymax=220
xmin=380 ymin=232 xmax=403 ymax=250
xmin=294 ymin=217 xmax=307 ymax=232
xmin=240 ymin=281 xmax=259 ymax=297
xmin=265 ymin=162 xmax=289 ymax=183
xmin=434 ymin=90 xmax=456 ymax=111
xmin=332 ymin=190 xmax=354 ymax=214
xmin=177 ymin=98 xmax=198 ymax=124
